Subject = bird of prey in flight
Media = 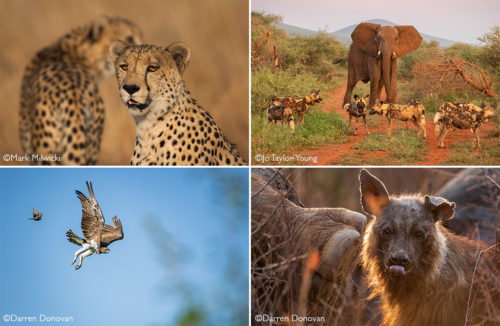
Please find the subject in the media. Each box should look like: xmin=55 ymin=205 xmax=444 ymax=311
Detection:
xmin=66 ymin=181 xmax=123 ymax=270
xmin=30 ymin=208 xmax=42 ymax=221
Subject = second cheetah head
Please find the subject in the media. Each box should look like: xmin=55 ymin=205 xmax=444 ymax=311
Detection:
xmin=109 ymin=42 xmax=191 ymax=119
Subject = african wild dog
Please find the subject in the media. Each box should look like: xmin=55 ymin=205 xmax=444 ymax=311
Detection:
xmin=343 ymin=94 xmax=369 ymax=135
xmin=369 ymin=100 xmax=426 ymax=138
xmin=267 ymin=105 xmax=295 ymax=137
xmin=433 ymin=102 xmax=496 ymax=149
xmin=270 ymin=89 xmax=322 ymax=125
xmin=359 ymin=169 xmax=500 ymax=326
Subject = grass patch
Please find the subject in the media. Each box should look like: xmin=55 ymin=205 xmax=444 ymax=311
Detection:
xmin=336 ymin=129 xmax=427 ymax=165
xmin=251 ymin=109 xmax=348 ymax=163
xmin=443 ymin=130 xmax=500 ymax=165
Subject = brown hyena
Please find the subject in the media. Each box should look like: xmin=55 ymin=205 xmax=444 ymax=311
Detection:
xmin=343 ymin=94 xmax=369 ymax=135
xmin=369 ymin=100 xmax=426 ymax=138
xmin=359 ymin=169 xmax=500 ymax=326
xmin=433 ymin=102 xmax=496 ymax=149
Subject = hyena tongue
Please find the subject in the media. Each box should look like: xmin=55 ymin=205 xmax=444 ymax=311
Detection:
xmin=389 ymin=265 xmax=406 ymax=275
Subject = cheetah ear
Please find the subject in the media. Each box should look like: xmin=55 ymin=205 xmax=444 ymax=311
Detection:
xmin=88 ymin=15 xmax=110 ymax=42
xmin=109 ymin=40 xmax=128 ymax=63
xmin=166 ymin=42 xmax=191 ymax=75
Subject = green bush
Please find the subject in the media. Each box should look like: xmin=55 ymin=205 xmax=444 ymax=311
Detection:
xmin=251 ymin=66 xmax=341 ymax=111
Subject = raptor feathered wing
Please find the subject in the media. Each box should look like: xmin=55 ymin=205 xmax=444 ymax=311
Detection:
xmin=75 ymin=181 xmax=104 ymax=243
xmin=101 ymin=216 xmax=123 ymax=246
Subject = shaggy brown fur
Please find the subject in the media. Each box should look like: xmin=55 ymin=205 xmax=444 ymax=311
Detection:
xmin=360 ymin=169 xmax=500 ymax=326
xmin=251 ymin=169 xmax=366 ymax=324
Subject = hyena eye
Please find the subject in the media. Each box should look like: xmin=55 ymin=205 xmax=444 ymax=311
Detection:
xmin=120 ymin=64 xmax=128 ymax=71
xmin=382 ymin=227 xmax=393 ymax=238
xmin=414 ymin=230 xmax=425 ymax=240
xmin=147 ymin=66 xmax=159 ymax=72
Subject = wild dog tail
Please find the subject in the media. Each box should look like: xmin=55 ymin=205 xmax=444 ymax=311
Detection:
xmin=66 ymin=230 xmax=85 ymax=246
xmin=433 ymin=112 xmax=443 ymax=135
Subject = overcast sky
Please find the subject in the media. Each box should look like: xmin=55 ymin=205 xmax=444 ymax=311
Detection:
xmin=252 ymin=0 xmax=499 ymax=45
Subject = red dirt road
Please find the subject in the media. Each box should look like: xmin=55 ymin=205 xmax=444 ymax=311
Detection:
xmin=301 ymin=85 xmax=496 ymax=165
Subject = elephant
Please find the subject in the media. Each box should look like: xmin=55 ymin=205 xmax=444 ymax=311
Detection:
xmin=343 ymin=23 xmax=422 ymax=110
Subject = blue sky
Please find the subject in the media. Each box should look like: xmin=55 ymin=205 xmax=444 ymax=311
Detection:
xmin=0 ymin=168 xmax=249 ymax=326
xmin=252 ymin=0 xmax=499 ymax=44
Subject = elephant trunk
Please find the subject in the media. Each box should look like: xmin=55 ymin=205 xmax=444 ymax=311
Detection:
xmin=381 ymin=51 xmax=393 ymax=102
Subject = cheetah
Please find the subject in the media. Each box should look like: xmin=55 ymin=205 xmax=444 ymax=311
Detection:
xmin=19 ymin=16 xmax=142 ymax=165
xmin=109 ymin=41 xmax=246 ymax=166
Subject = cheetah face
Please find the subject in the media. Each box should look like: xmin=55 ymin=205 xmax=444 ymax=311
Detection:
xmin=77 ymin=16 xmax=142 ymax=81
xmin=109 ymin=42 xmax=191 ymax=118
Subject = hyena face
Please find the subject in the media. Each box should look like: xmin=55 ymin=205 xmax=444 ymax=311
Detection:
xmin=360 ymin=170 xmax=455 ymax=288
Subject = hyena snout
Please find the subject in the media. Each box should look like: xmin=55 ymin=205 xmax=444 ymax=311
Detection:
xmin=388 ymin=251 xmax=410 ymax=266
xmin=387 ymin=251 xmax=410 ymax=275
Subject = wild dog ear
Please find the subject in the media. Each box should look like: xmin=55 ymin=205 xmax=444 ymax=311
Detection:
xmin=166 ymin=42 xmax=191 ymax=75
xmin=424 ymin=195 xmax=455 ymax=222
xmin=354 ymin=95 xmax=359 ymax=100
xmin=109 ymin=40 xmax=129 ymax=63
xmin=359 ymin=169 xmax=390 ymax=217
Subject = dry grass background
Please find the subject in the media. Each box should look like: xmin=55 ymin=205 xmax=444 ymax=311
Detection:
xmin=0 ymin=0 xmax=249 ymax=165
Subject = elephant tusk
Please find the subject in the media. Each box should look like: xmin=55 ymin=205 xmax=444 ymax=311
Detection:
xmin=377 ymin=50 xmax=381 ymax=58
xmin=392 ymin=51 xmax=397 ymax=59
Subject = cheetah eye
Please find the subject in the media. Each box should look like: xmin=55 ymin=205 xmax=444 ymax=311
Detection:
xmin=120 ymin=64 xmax=128 ymax=71
xmin=147 ymin=66 xmax=159 ymax=72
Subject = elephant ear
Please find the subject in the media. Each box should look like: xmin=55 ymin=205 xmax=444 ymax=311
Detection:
xmin=395 ymin=26 xmax=422 ymax=57
xmin=351 ymin=23 xmax=380 ymax=57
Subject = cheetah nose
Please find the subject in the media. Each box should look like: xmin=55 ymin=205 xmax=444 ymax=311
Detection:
xmin=123 ymin=84 xmax=140 ymax=95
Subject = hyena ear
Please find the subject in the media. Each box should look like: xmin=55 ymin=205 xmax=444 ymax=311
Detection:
xmin=359 ymin=169 xmax=390 ymax=217
xmin=109 ymin=40 xmax=128 ymax=63
xmin=166 ymin=42 xmax=191 ymax=75
xmin=424 ymin=195 xmax=455 ymax=222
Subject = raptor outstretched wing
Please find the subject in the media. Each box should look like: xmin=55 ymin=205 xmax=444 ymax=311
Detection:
xmin=75 ymin=181 xmax=104 ymax=243
xmin=101 ymin=216 xmax=123 ymax=246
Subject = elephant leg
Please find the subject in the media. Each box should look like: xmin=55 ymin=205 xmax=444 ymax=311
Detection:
xmin=376 ymin=78 xmax=384 ymax=104
xmin=363 ymin=115 xmax=369 ymax=134
xmin=343 ymin=60 xmax=358 ymax=107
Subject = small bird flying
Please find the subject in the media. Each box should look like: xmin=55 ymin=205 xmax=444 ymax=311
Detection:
xmin=30 ymin=208 xmax=42 ymax=221
xmin=66 ymin=181 xmax=123 ymax=270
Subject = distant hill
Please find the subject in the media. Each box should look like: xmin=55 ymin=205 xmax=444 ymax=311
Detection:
xmin=278 ymin=19 xmax=458 ymax=48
